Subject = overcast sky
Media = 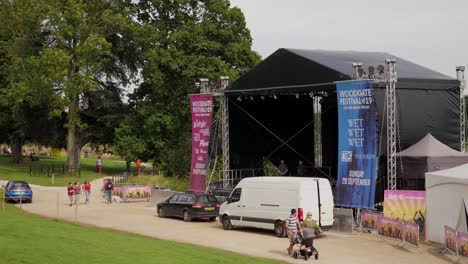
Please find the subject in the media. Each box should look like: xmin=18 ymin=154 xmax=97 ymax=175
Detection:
xmin=230 ymin=0 xmax=468 ymax=79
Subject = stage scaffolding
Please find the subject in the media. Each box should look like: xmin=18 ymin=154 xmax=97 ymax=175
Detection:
xmin=457 ymin=66 xmax=466 ymax=152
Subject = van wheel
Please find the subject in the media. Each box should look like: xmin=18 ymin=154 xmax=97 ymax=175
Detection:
xmin=183 ymin=210 xmax=192 ymax=222
xmin=222 ymin=215 xmax=232 ymax=230
xmin=275 ymin=221 xmax=286 ymax=237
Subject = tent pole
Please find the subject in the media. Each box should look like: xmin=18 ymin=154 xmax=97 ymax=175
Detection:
xmin=386 ymin=59 xmax=398 ymax=190
xmin=456 ymin=66 xmax=466 ymax=152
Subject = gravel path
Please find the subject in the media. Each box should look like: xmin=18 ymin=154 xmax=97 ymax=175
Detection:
xmin=2 ymin=179 xmax=455 ymax=263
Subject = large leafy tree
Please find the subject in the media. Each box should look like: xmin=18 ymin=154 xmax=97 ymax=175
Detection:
xmin=117 ymin=0 xmax=260 ymax=176
xmin=1 ymin=0 xmax=137 ymax=169
xmin=0 ymin=0 xmax=49 ymax=163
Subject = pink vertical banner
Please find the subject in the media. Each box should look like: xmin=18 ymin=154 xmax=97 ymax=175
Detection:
xmin=189 ymin=94 xmax=214 ymax=193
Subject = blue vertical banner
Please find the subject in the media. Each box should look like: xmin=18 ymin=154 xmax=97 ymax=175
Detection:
xmin=336 ymin=80 xmax=377 ymax=209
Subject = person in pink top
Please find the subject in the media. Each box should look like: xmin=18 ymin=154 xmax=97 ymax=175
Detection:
xmin=83 ymin=180 xmax=91 ymax=204
xmin=74 ymin=181 xmax=81 ymax=205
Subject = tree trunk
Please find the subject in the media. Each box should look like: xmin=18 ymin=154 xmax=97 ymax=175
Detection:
xmin=66 ymin=95 xmax=81 ymax=173
xmin=11 ymin=135 xmax=22 ymax=164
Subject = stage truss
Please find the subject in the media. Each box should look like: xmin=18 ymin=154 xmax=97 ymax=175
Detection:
xmin=352 ymin=60 xmax=398 ymax=191
xmin=457 ymin=66 xmax=466 ymax=152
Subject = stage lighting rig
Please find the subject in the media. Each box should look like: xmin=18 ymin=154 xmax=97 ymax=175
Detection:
xmin=368 ymin=66 xmax=375 ymax=78
xmin=377 ymin=65 xmax=385 ymax=75
xmin=352 ymin=62 xmax=363 ymax=79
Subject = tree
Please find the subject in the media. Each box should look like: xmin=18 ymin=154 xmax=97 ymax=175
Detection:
xmin=80 ymin=83 xmax=128 ymax=149
xmin=0 ymin=0 xmax=47 ymax=163
xmin=117 ymin=0 xmax=260 ymax=176
xmin=0 ymin=0 xmax=138 ymax=169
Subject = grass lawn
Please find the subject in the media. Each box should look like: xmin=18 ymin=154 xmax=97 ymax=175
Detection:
xmin=0 ymin=154 xmax=129 ymax=186
xmin=0 ymin=205 xmax=284 ymax=264
xmin=0 ymin=155 xmax=190 ymax=191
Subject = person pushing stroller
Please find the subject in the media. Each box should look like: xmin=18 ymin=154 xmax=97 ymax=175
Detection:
xmin=292 ymin=227 xmax=319 ymax=260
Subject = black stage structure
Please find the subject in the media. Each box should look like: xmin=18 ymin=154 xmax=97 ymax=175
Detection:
xmin=222 ymin=48 xmax=460 ymax=203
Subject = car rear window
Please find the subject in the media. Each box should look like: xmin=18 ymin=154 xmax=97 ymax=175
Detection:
xmin=197 ymin=195 xmax=218 ymax=203
xmin=10 ymin=182 xmax=29 ymax=188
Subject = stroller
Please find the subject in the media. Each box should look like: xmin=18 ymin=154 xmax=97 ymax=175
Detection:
xmin=292 ymin=228 xmax=319 ymax=261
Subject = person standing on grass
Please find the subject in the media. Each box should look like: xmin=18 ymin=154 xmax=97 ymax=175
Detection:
xmin=96 ymin=156 xmax=102 ymax=173
xmin=105 ymin=179 xmax=114 ymax=204
xmin=74 ymin=181 xmax=81 ymax=205
xmin=67 ymin=183 xmax=74 ymax=206
xmin=83 ymin=180 xmax=91 ymax=204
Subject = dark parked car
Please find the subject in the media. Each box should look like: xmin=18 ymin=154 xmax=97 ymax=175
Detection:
xmin=157 ymin=193 xmax=220 ymax=222
xmin=3 ymin=181 xmax=33 ymax=203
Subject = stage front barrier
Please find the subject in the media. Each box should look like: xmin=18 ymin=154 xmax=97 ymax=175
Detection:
xmin=369 ymin=215 xmax=420 ymax=248
xmin=445 ymin=225 xmax=458 ymax=254
xmin=458 ymin=232 xmax=468 ymax=257
xmin=360 ymin=210 xmax=382 ymax=231
xmin=403 ymin=222 xmax=420 ymax=247
xmin=441 ymin=225 xmax=468 ymax=258
xmin=378 ymin=216 xmax=404 ymax=241
xmin=112 ymin=185 xmax=151 ymax=202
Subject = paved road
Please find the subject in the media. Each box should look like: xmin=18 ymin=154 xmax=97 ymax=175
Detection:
xmin=3 ymin=179 xmax=455 ymax=263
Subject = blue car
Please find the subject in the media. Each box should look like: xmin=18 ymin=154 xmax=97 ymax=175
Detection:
xmin=4 ymin=181 xmax=33 ymax=203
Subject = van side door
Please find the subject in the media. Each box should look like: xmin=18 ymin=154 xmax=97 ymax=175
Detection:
xmin=318 ymin=180 xmax=334 ymax=227
xmin=227 ymin=188 xmax=242 ymax=226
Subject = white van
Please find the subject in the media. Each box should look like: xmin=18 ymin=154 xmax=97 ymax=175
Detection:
xmin=219 ymin=177 xmax=334 ymax=237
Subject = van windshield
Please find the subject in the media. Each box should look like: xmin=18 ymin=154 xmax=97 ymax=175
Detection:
xmin=229 ymin=188 xmax=241 ymax=203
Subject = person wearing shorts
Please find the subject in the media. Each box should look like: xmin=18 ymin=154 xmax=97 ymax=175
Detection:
xmin=285 ymin=208 xmax=301 ymax=255
xmin=67 ymin=183 xmax=74 ymax=206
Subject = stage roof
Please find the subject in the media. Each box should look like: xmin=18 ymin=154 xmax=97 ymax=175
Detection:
xmin=226 ymin=48 xmax=456 ymax=94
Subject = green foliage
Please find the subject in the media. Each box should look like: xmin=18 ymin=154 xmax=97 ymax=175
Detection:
xmin=116 ymin=0 xmax=260 ymax=177
xmin=114 ymin=122 xmax=146 ymax=163
xmin=0 ymin=0 xmax=138 ymax=167
xmin=81 ymin=84 xmax=128 ymax=146
xmin=0 ymin=205 xmax=283 ymax=264
xmin=125 ymin=175 xmax=190 ymax=192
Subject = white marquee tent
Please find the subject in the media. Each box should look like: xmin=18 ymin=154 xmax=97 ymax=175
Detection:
xmin=425 ymin=163 xmax=468 ymax=243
